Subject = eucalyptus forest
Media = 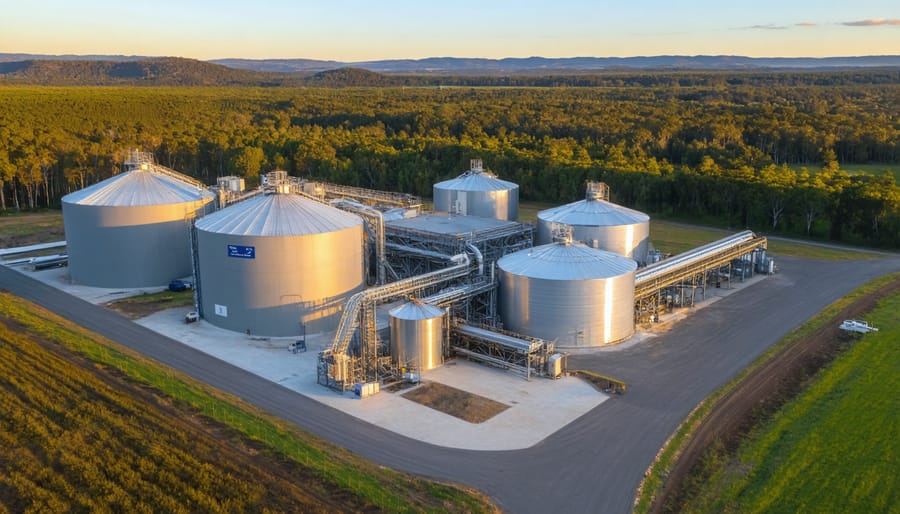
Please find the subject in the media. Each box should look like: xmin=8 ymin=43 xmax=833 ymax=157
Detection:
xmin=0 ymin=74 xmax=898 ymax=246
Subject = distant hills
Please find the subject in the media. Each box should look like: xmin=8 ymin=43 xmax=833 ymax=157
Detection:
xmin=211 ymin=55 xmax=900 ymax=73
xmin=0 ymin=57 xmax=274 ymax=86
xmin=1 ymin=53 xmax=898 ymax=87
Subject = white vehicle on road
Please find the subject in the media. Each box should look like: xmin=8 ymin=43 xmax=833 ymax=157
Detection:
xmin=839 ymin=319 xmax=879 ymax=333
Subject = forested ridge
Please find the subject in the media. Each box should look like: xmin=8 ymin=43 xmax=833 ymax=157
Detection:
xmin=0 ymin=80 xmax=898 ymax=246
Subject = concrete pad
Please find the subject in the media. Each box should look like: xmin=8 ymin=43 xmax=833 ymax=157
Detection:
xmin=136 ymin=307 xmax=606 ymax=450
xmin=7 ymin=263 xmax=170 ymax=304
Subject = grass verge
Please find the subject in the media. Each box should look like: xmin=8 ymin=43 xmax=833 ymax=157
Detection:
xmin=0 ymin=292 xmax=496 ymax=513
xmin=105 ymin=289 xmax=195 ymax=319
xmin=632 ymin=272 xmax=900 ymax=514
xmin=679 ymin=285 xmax=900 ymax=513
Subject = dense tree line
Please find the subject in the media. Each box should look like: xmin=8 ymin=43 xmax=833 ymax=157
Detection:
xmin=0 ymin=83 xmax=897 ymax=247
xmin=3 ymin=58 xmax=900 ymax=88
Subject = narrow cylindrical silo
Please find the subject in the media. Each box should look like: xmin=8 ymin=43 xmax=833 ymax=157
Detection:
xmin=389 ymin=300 xmax=445 ymax=371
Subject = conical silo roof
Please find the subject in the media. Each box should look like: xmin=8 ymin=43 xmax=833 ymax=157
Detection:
xmin=389 ymin=300 xmax=444 ymax=320
xmin=498 ymin=242 xmax=637 ymax=280
xmin=195 ymin=193 xmax=362 ymax=236
xmin=62 ymin=168 xmax=213 ymax=206
xmin=434 ymin=170 xmax=518 ymax=192
xmin=538 ymin=197 xmax=649 ymax=227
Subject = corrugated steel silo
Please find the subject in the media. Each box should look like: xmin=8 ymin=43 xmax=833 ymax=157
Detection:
xmin=536 ymin=182 xmax=650 ymax=262
xmin=62 ymin=153 xmax=215 ymax=287
xmin=389 ymin=300 xmax=444 ymax=371
xmin=498 ymin=241 xmax=637 ymax=347
xmin=194 ymin=192 xmax=364 ymax=337
xmin=433 ymin=159 xmax=519 ymax=221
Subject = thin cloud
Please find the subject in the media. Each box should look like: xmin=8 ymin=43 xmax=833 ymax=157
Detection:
xmin=742 ymin=24 xmax=789 ymax=30
xmin=842 ymin=18 xmax=900 ymax=26
xmin=795 ymin=22 xmax=816 ymax=27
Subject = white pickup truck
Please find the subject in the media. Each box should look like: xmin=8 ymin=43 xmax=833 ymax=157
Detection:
xmin=839 ymin=320 xmax=879 ymax=333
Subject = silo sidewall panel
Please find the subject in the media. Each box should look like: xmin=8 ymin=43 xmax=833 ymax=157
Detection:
xmin=432 ymin=186 xmax=451 ymax=213
xmin=536 ymin=219 xmax=650 ymax=261
xmin=535 ymin=218 xmax=552 ymax=246
xmin=632 ymin=222 xmax=650 ymax=263
xmin=63 ymin=201 xmax=203 ymax=287
xmin=391 ymin=315 xmax=442 ymax=371
xmin=507 ymin=187 xmax=519 ymax=221
xmin=198 ymin=224 xmax=364 ymax=337
xmin=500 ymin=269 xmax=635 ymax=347
xmin=433 ymin=184 xmax=518 ymax=221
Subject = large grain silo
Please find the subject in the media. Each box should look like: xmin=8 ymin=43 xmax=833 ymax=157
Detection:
xmin=497 ymin=240 xmax=637 ymax=347
xmin=536 ymin=182 xmax=650 ymax=263
xmin=433 ymin=159 xmax=519 ymax=221
xmin=194 ymin=192 xmax=365 ymax=337
xmin=389 ymin=300 xmax=445 ymax=371
xmin=62 ymin=152 xmax=215 ymax=288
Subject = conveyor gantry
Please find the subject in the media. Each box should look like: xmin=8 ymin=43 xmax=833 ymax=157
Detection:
xmin=633 ymin=230 xmax=767 ymax=320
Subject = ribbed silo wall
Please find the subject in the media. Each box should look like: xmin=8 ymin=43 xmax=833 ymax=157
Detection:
xmin=63 ymin=199 xmax=213 ymax=287
xmin=536 ymin=219 xmax=650 ymax=262
xmin=498 ymin=270 xmax=636 ymax=347
xmin=196 ymin=225 xmax=365 ymax=337
xmin=389 ymin=303 xmax=444 ymax=371
xmin=432 ymin=186 xmax=519 ymax=221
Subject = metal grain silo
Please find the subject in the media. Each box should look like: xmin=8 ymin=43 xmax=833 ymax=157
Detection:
xmin=389 ymin=300 xmax=445 ymax=371
xmin=194 ymin=192 xmax=364 ymax=337
xmin=536 ymin=182 xmax=650 ymax=263
xmin=433 ymin=159 xmax=519 ymax=221
xmin=62 ymin=152 xmax=215 ymax=288
xmin=498 ymin=241 xmax=637 ymax=347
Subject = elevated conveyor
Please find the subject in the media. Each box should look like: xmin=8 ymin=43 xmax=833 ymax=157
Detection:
xmin=634 ymin=230 xmax=767 ymax=320
xmin=451 ymin=322 xmax=554 ymax=380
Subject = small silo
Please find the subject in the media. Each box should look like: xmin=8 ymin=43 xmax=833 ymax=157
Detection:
xmin=389 ymin=300 xmax=445 ymax=371
xmin=498 ymin=240 xmax=637 ymax=347
xmin=433 ymin=159 xmax=519 ymax=221
xmin=62 ymin=152 xmax=215 ymax=288
xmin=536 ymin=182 xmax=650 ymax=263
xmin=194 ymin=192 xmax=365 ymax=337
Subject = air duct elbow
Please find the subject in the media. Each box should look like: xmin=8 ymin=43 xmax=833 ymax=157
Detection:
xmin=466 ymin=243 xmax=484 ymax=275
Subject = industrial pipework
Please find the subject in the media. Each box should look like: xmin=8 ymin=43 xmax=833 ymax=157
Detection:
xmin=318 ymin=251 xmax=474 ymax=391
xmin=331 ymin=198 xmax=396 ymax=285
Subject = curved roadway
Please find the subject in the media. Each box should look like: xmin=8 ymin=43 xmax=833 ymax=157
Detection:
xmin=2 ymin=255 xmax=898 ymax=513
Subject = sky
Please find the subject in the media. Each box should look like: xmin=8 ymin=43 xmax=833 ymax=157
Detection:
xmin=1 ymin=0 xmax=898 ymax=61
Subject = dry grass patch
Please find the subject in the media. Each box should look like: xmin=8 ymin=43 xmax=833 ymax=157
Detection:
xmin=104 ymin=290 xmax=194 ymax=319
xmin=402 ymin=382 xmax=509 ymax=423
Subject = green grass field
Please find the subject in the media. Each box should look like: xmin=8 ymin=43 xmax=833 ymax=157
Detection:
xmin=633 ymin=273 xmax=900 ymax=514
xmin=648 ymin=220 xmax=878 ymax=261
xmin=681 ymin=286 xmax=900 ymax=514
